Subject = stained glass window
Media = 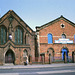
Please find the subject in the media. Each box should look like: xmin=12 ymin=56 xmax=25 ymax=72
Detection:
xmin=0 ymin=26 xmax=7 ymax=44
xmin=15 ymin=26 xmax=23 ymax=44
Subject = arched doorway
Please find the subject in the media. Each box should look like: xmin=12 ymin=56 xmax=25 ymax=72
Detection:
xmin=5 ymin=50 xmax=15 ymax=64
xmin=47 ymin=48 xmax=54 ymax=63
xmin=62 ymin=48 xmax=68 ymax=62
xmin=23 ymin=50 xmax=28 ymax=64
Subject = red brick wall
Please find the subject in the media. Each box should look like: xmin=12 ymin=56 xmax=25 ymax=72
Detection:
xmin=39 ymin=20 xmax=75 ymax=43
xmin=38 ymin=19 xmax=75 ymax=63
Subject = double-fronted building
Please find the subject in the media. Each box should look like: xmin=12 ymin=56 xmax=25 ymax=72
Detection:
xmin=0 ymin=10 xmax=75 ymax=65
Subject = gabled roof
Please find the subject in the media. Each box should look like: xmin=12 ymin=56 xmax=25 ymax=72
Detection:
xmin=0 ymin=10 xmax=34 ymax=33
xmin=36 ymin=15 xmax=75 ymax=31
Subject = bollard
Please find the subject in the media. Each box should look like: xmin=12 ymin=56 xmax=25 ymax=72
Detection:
xmin=49 ymin=54 xmax=51 ymax=64
xmin=42 ymin=55 xmax=44 ymax=64
xmin=30 ymin=55 xmax=32 ymax=65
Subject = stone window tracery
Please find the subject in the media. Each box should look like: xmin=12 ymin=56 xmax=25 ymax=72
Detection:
xmin=0 ymin=26 xmax=7 ymax=44
xmin=15 ymin=26 xmax=23 ymax=44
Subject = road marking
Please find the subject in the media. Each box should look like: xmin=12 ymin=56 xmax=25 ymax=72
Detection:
xmin=0 ymin=72 xmax=37 ymax=75
xmin=37 ymin=70 xmax=75 ymax=74
xmin=0 ymin=73 xmax=19 ymax=75
xmin=0 ymin=70 xmax=75 ymax=75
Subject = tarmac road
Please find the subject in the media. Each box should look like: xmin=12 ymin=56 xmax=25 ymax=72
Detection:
xmin=0 ymin=63 xmax=75 ymax=75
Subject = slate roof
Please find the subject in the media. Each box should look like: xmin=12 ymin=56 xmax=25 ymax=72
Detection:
xmin=36 ymin=15 xmax=75 ymax=31
xmin=0 ymin=10 xmax=34 ymax=32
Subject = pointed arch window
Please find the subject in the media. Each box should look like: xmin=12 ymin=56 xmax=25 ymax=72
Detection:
xmin=15 ymin=26 xmax=23 ymax=44
xmin=0 ymin=26 xmax=7 ymax=44
xmin=48 ymin=33 xmax=53 ymax=44
xmin=25 ymin=33 xmax=29 ymax=44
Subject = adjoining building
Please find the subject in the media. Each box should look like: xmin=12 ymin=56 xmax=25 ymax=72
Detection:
xmin=36 ymin=16 xmax=75 ymax=64
xmin=0 ymin=10 xmax=35 ymax=65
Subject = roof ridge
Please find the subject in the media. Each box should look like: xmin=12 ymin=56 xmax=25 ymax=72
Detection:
xmin=36 ymin=16 xmax=75 ymax=31
xmin=0 ymin=10 xmax=34 ymax=33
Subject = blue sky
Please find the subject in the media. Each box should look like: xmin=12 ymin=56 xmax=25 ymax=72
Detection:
xmin=0 ymin=0 xmax=75 ymax=30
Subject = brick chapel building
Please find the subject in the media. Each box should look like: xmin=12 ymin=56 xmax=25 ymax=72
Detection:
xmin=0 ymin=10 xmax=35 ymax=65
xmin=36 ymin=16 xmax=75 ymax=64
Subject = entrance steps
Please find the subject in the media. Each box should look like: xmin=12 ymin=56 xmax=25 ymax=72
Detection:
xmin=4 ymin=63 xmax=14 ymax=66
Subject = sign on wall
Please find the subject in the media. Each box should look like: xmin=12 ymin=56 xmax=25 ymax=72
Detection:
xmin=55 ymin=38 xmax=73 ymax=44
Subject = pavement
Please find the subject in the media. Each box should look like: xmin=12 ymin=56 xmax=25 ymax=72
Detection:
xmin=0 ymin=63 xmax=75 ymax=69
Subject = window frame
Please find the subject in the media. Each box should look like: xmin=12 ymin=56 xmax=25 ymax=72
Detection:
xmin=60 ymin=24 xmax=65 ymax=28
xmin=15 ymin=26 xmax=23 ymax=44
xmin=0 ymin=26 xmax=7 ymax=44
xmin=62 ymin=33 xmax=66 ymax=38
xmin=74 ymin=34 xmax=75 ymax=43
xmin=48 ymin=33 xmax=53 ymax=44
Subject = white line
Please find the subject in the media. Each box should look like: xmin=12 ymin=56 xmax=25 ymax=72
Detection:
xmin=37 ymin=70 xmax=75 ymax=74
xmin=0 ymin=73 xmax=19 ymax=75
xmin=0 ymin=70 xmax=75 ymax=75
xmin=0 ymin=72 xmax=37 ymax=75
